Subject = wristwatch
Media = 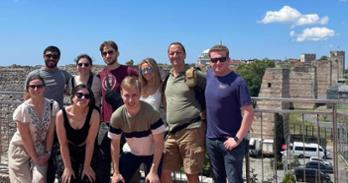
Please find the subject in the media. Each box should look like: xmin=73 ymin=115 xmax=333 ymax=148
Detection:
xmin=233 ymin=136 xmax=240 ymax=143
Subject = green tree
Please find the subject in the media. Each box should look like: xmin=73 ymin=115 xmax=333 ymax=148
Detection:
xmin=126 ymin=59 xmax=134 ymax=66
xmin=319 ymin=56 xmax=328 ymax=60
xmin=235 ymin=59 xmax=275 ymax=96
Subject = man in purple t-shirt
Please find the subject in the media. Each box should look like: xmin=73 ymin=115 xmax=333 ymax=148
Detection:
xmin=205 ymin=45 xmax=254 ymax=183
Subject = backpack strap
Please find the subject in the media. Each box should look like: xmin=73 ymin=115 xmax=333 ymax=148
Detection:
xmin=87 ymin=73 xmax=94 ymax=88
xmin=71 ymin=77 xmax=75 ymax=89
xmin=162 ymin=73 xmax=170 ymax=94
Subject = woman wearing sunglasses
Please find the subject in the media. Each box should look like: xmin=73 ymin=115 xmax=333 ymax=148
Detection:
xmin=8 ymin=74 xmax=59 ymax=183
xmin=68 ymin=54 xmax=101 ymax=108
xmin=138 ymin=58 xmax=162 ymax=111
xmin=56 ymin=84 xmax=100 ymax=183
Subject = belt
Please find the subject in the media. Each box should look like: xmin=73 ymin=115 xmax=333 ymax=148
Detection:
xmin=169 ymin=116 xmax=201 ymax=134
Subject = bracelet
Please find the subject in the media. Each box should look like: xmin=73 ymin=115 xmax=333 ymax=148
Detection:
xmin=233 ymin=136 xmax=240 ymax=143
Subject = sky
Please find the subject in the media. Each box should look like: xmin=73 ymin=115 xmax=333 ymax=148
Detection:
xmin=0 ymin=0 xmax=347 ymax=67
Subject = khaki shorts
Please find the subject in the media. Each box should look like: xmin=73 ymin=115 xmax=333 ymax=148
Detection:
xmin=162 ymin=123 xmax=205 ymax=174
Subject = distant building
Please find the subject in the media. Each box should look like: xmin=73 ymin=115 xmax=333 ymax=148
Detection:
xmin=327 ymin=79 xmax=348 ymax=100
xmin=196 ymin=48 xmax=210 ymax=66
xmin=300 ymin=53 xmax=316 ymax=62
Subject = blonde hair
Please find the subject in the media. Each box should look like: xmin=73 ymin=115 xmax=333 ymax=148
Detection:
xmin=138 ymin=58 xmax=162 ymax=95
xmin=120 ymin=76 xmax=141 ymax=93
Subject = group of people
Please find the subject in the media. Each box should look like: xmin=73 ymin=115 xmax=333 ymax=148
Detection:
xmin=7 ymin=40 xmax=254 ymax=183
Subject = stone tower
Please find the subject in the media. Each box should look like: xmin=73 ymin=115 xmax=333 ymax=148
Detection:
xmin=252 ymin=68 xmax=290 ymax=139
xmin=329 ymin=51 xmax=345 ymax=81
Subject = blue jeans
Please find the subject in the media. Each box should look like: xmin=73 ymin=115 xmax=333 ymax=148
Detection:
xmin=206 ymin=137 xmax=247 ymax=183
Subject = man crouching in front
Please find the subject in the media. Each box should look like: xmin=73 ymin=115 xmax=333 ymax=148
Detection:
xmin=108 ymin=76 xmax=165 ymax=183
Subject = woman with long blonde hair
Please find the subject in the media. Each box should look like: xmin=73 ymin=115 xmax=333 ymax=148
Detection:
xmin=138 ymin=57 xmax=162 ymax=111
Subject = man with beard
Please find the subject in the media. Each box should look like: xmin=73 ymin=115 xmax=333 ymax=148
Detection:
xmin=96 ymin=40 xmax=138 ymax=182
xmin=26 ymin=45 xmax=71 ymax=107
xmin=25 ymin=45 xmax=72 ymax=183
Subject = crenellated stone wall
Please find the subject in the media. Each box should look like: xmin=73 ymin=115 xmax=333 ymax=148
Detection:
xmin=252 ymin=51 xmax=345 ymax=140
xmin=253 ymin=68 xmax=290 ymax=139
xmin=289 ymin=65 xmax=317 ymax=108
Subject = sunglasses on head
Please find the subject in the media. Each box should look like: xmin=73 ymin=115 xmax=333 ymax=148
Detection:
xmin=102 ymin=50 xmax=114 ymax=57
xmin=77 ymin=63 xmax=90 ymax=67
xmin=44 ymin=54 xmax=59 ymax=59
xmin=210 ymin=57 xmax=228 ymax=63
xmin=28 ymin=84 xmax=44 ymax=89
xmin=141 ymin=67 xmax=153 ymax=75
xmin=75 ymin=92 xmax=91 ymax=99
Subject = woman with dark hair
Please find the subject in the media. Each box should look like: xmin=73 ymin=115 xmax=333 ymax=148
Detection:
xmin=8 ymin=74 xmax=59 ymax=183
xmin=56 ymin=84 xmax=100 ymax=183
xmin=68 ymin=54 xmax=101 ymax=108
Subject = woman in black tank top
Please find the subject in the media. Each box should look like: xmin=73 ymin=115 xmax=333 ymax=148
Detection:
xmin=56 ymin=84 xmax=100 ymax=183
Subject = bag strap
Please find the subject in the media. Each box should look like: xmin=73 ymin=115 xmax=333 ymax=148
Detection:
xmin=87 ymin=73 xmax=94 ymax=88
xmin=71 ymin=77 xmax=75 ymax=89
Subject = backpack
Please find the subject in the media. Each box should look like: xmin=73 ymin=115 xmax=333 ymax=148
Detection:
xmin=163 ymin=66 xmax=206 ymax=114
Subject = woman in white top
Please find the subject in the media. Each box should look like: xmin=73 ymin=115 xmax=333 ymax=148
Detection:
xmin=138 ymin=58 xmax=162 ymax=111
xmin=8 ymin=74 xmax=59 ymax=183
xmin=68 ymin=54 xmax=101 ymax=108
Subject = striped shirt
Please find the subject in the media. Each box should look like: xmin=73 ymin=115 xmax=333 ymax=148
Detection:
xmin=108 ymin=101 xmax=165 ymax=156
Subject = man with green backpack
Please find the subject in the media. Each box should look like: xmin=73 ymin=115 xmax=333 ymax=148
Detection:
xmin=161 ymin=42 xmax=206 ymax=183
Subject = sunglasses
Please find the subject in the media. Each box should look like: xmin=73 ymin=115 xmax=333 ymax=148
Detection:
xmin=44 ymin=54 xmax=59 ymax=59
xmin=102 ymin=50 xmax=114 ymax=57
xmin=75 ymin=92 xmax=91 ymax=100
xmin=141 ymin=67 xmax=153 ymax=75
xmin=77 ymin=63 xmax=90 ymax=67
xmin=28 ymin=84 xmax=44 ymax=89
xmin=210 ymin=57 xmax=228 ymax=63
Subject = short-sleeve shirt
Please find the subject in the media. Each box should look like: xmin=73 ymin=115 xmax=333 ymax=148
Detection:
xmin=26 ymin=68 xmax=71 ymax=107
xmin=205 ymin=69 xmax=252 ymax=139
xmin=98 ymin=65 xmax=138 ymax=122
xmin=108 ymin=101 xmax=165 ymax=156
xmin=164 ymin=67 xmax=204 ymax=131
xmin=11 ymin=99 xmax=60 ymax=154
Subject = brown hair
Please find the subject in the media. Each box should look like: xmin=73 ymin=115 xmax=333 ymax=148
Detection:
xmin=23 ymin=74 xmax=45 ymax=100
xmin=71 ymin=84 xmax=95 ymax=109
xmin=75 ymin=54 xmax=93 ymax=65
xmin=167 ymin=42 xmax=186 ymax=55
xmin=99 ymin=40 xmax=118 ymax=53
xmin=138 ymin=58 xmax=162 ymax=96
xmin=208 ymin=44 xmax=230 ymax=58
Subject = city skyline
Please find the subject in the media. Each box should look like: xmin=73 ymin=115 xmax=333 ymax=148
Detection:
xmin=0 ymin=0 xmax=347 ymax=67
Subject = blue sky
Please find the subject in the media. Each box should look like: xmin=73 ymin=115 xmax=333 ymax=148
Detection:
xmin=0 ymin=0 xmax=347 ymax=67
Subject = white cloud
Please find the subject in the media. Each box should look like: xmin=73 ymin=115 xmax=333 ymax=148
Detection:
xmin=290 ymin=27 xmax=335 ymax=42
xmin=260 ymin=5 xmax=329 ymax=27
xmin=260 ymin=6 xmax=300 ymax=24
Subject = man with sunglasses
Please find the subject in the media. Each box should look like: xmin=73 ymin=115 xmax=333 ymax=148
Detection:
xmin=96 ymin=40 xmax=138 ymax=183
xmin=205 ymin=45 xmax=254 ymax=183
xmin=26 ymin=45 xmax=72 ymax=108
xmin=161 ymin=42 xmax=206 ymax=183
xmin=25 ymin=45 xmax=72 ymax=183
